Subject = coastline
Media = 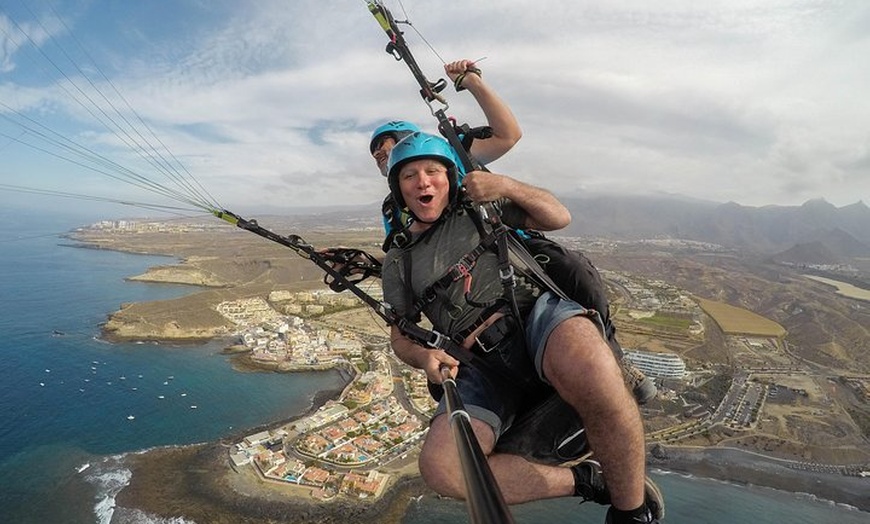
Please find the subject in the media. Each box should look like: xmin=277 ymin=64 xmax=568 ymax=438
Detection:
xmin=115 ymin=437 xmax=870 ymax=523
xmin=115 ymin=387 xmax=429 ymax=524
xmin=114 ymin=405 xmax=870 ymax=523
xmin=73 ymin=225 xmax=869 ymax=518
xmin=649 ymin=445 xmax=869 ymax=512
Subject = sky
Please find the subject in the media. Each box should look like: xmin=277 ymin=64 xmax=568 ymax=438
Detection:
xmin=0 ymin=0 xmax=868 ymax=218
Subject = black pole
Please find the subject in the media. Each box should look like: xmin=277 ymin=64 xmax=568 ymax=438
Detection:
xmin=440 ymin=366 xmax=516 ymax=524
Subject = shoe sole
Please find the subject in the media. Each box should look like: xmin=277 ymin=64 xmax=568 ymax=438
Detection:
xmin=644 ymin=476 xmax=665 ymax=520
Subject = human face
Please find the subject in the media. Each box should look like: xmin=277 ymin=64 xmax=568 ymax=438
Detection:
xmin=372 ymin=136 xmax=397 ymax=176
xmin=397 ymin=159 xmax=451 ymax=229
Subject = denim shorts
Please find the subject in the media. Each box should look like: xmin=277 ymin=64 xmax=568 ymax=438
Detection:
xmin=433 ymin=291 xmax=602 ymax=440
xmin=524 ymin=291 xmax=604 ymax=385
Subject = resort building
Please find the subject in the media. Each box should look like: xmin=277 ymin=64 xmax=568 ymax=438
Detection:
xmin=624 ymin=350 xmax=687 ymax=379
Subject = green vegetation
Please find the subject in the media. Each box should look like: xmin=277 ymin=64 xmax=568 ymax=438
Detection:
xmin=636 ymin=313 xmax=692 ymax=331
xmin=686 ymin=373 xmax=733 ymax=407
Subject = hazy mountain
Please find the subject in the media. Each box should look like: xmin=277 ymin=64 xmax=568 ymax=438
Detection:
xmin=281 ymin=193 xmax=870 ymax=264
xmin=770 ymin=241 xmax=840 ymax=265
xmin=558 ymin=194 xmax=870 ymax=259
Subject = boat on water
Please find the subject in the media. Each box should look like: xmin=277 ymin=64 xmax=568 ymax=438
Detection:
xmin=127 ymin=415 xmax=135 ymax=420
xmin=76 ymin=463 xmax=90 ymax=474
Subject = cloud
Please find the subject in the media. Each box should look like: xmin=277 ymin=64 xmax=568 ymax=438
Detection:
xmin=2 ymin=0 xmax=869 ymax=215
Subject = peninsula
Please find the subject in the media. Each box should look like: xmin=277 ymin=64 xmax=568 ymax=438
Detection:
xmin=68 ymin=217 xmax=870 ymax=521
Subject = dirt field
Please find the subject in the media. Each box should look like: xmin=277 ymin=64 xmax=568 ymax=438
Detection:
xmin=696 ymin=297 xmax=787 ymax=337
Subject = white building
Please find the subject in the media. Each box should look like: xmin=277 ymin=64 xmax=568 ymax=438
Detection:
xmin=624 ymin=350 xmax=687 ymax=379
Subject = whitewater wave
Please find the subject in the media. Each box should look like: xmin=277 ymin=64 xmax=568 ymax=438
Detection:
xmin=109 ymin=507 xmax=197 ymax=524
xmin=84 ymin=456 xmax=132 ymax=524
xmin=791 ymin=491 xmax=861 ymax=512
xmin=84 ymin=448 xmax=204 ymax=524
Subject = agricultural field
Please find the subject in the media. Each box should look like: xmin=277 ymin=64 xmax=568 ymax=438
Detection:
xmin=696 ymin=297 xmax=786 ymax=338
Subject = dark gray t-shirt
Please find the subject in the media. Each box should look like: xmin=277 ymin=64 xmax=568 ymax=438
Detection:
xmin=382 ymin=201 xmax=541 ymax=336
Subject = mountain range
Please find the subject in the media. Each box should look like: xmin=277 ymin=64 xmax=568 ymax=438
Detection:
xmin=272 ymin=194 xmax=869 ymax=266
xmin=557 ymin=195 xmax=870 ymax=263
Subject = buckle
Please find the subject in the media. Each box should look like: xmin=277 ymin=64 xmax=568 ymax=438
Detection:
xmin=475 ymin=335 xmax=495 ymax=353
xmin=426 ymin=331 xmax=447 ymax=349
xmin=499 ymin=265 xmax=515 ymax=282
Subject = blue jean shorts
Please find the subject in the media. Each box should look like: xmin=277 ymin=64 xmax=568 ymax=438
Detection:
xmin=524 ymin=291 xmax=604 ymax=385
xmin=433 ymin=291 xmax=602 ymax=438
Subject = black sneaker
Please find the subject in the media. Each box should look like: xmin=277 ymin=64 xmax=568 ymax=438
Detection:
xmin=571 ymin=459 xmax=610 ymax=505
xmin=604 ymin=477 xmax=665 ymax=523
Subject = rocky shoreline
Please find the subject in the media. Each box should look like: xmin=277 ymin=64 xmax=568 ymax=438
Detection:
xmin=117 ymin=444 xmax=427 ymax=524
xmin=115 ymin=387 xmax=429 ymax=524
xmin=114 ymin=390 xmax=870 ymax=524
xmin=649 ymin=445 xmax=870 ymax=511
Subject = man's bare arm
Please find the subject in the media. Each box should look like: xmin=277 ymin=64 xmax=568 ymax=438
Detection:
xmin=444 ymin=60 xmax=522 ymax=165
xmin=462 ymin=171 xmax=571 ymax=231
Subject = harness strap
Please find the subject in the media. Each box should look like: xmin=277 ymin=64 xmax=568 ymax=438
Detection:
xmin=475 ymin=203 xmax=524 ymax=325
xmin=394 ymin=315 xmax=523 ymax=387
xmin=450 ymin=302 xmax=509 ymax=346
xmin=411 ymin=227 xmax=501 ymax=314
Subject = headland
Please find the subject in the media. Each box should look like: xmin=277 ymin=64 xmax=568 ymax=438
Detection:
xmin=68 ymin=218 xmax=870 ymax=520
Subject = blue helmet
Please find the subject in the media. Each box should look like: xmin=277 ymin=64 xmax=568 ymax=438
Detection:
xmin=369 ymin=120 xmax=421 ymax=155
xmin=387 ymin=131 xmax=462 ymax=209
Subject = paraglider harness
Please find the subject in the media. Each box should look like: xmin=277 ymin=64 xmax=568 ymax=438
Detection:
xmin=396 ymin=198 xmax=567 ymax=359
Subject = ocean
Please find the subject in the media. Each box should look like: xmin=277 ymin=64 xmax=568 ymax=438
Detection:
xmin=0 ymin=209 xmax=867 ymax=524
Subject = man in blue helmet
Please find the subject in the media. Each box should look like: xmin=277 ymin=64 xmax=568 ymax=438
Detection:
xmin=370 ymin=60 xmax=522 ymax=250
xmin=370 ymin=60 xmax=522 ymax=179
xmin=381 ymin=132 xmax=663 ymax=524
xmin=365 ymin=61 xmax=657 ymax=405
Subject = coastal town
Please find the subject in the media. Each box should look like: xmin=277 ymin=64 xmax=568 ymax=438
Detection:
xmin=205 ymin=259 xmax=870 ymax=503
xmin=69 ymin=220 xmax=870 ymax=513
xmin=214 ymin=291 xmax=436 ymax=499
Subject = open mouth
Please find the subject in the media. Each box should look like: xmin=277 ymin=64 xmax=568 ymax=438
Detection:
xmin=418 ymin=195 xmax=434 ymax=204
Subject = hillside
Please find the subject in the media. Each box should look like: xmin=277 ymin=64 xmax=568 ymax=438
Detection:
xmin=558 ymin=195 xmax=870 ymax=260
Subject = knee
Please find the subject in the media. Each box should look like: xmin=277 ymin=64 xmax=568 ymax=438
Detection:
xmin=544 ymin=317 xmax=623 ymax=385
xmin=549 ymin=316 xmax=615 ymax=365
xmin=418 ymin=439 xmax=464 ymax=498
xmin=418 ymin=416 xmax=495 ymax=499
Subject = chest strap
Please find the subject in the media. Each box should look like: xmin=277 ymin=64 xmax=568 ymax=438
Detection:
xmin=410 ymin=227 xmax=501 ymax=314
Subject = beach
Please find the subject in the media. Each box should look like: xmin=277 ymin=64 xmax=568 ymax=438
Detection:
xmin=648 ymin=445 xmax=869 ymax=511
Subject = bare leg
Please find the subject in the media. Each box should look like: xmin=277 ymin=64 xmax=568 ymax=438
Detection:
xmin=419 ymin=414 xmax=575 ymax=504
xmin=542 ymin=316 xmax=646 ymax=511
xmin=419 ymin=316 xmax=645 ymax=509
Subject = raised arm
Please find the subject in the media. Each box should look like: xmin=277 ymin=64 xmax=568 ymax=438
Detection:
xmin=444 ymin=60 xmax=522 ymax=165
xmin=462 ymin=170 xmax=571 ymax=232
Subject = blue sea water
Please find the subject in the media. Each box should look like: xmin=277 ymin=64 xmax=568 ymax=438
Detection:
xmin=402 ymin=470 xmax=869 ymax=524
xmin=0 ymin=210 xmax=867 ymax=524
xmin=0 ymin=210 xmax=346 ymax=523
